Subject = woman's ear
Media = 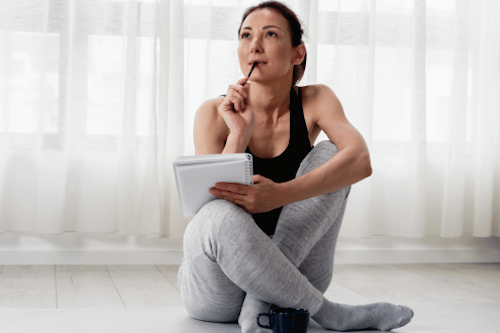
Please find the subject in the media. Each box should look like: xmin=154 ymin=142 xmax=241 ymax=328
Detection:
xmin=292 ymin=44 xmax=306 ymax=65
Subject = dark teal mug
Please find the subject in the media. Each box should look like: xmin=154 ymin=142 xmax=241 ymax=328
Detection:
xmin=257 ymin=307 xmax=309 ymax=333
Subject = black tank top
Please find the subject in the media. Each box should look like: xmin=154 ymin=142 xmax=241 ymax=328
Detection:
xmin=221 ymin=87 xmax=312 ymax=236
xmin=246 ymin=87 xmax=312 ymax=236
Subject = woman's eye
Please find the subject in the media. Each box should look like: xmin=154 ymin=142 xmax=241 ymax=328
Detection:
xmin=240 ymin=33 xmax=250 ymax=39
xmin=266 ymin=31 xmax=277 ymax=37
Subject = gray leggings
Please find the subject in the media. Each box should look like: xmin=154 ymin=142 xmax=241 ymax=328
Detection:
xmin=178 ymin=140 xmax=351 ymax=322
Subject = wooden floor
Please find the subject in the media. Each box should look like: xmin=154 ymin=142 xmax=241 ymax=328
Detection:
xmin=0 ymin=263 xmax=499 ymax=308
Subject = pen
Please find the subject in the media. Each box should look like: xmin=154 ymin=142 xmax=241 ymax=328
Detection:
xmin=247 ymin=62 xmax=257 ymax=78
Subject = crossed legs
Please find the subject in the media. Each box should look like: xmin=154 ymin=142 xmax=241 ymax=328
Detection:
xmin=179 ymin=196 xmax=327 ymax=319
xmin=178 ymin=141 xmax=342 ymax=323
xmin=178 ymin=141 xmax=414 ymax=331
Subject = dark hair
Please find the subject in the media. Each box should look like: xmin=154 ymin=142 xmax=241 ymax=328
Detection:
xmin=238 ymin=1 xmax=307 ymax=86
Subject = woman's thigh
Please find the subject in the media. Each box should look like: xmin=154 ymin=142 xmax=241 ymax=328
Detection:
xmin=178 ymin=199 xmax=248 ymax=323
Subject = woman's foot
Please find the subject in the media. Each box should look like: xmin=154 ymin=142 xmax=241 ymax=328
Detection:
xmin=238 ymin=294 xmax=272 ymax=333
xmin=312 ymin=298 xmax=414 ymax=331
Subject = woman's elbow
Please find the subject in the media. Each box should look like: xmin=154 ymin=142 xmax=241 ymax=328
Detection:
xmin=365 ymin=161 xmax=373 ymax=178
xmin=358 ymin=150 xmax=373 ymax=179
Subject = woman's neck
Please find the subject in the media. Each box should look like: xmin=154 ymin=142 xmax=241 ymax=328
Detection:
xmin=249 ymin=78 xmax=292 ymax=123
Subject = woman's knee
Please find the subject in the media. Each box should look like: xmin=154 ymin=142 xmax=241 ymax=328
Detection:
xmin=183 ymin=199 xmax=252 ymax=255
xmin=201 ymin=198 xmax=244 ymax=215
xmin=297 ymin=140 xmax=339 ymax=177
xmin=187 ymin=199 xmax=244 ymax=230
xmin=313 ymin=140 xmax=339 ymax=159
xmin=199 ymin=199 xmax=251 ymax=231
xmin=316 ymin=139 xmax=339 ymax=154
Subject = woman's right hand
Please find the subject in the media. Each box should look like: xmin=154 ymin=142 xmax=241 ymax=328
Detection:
xmin=218 ymin=77 xmax=255 ymax=146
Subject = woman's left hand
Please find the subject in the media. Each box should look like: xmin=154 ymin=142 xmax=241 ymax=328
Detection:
xmin=209 ymin=175 xmax=284 ymax=214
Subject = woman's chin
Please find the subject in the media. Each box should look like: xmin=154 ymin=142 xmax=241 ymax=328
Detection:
xmin=248 ymin=76 xmax=289 ymax=86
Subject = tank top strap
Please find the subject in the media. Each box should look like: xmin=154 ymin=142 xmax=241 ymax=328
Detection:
xmin=289 ymin=86 xmax=312 ymax=150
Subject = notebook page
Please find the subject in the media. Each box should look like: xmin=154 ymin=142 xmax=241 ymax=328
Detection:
xmin=174 ymin=153 xmax=247 ymax=166
xmin=176 ymin=159 xmax=251 ymax=217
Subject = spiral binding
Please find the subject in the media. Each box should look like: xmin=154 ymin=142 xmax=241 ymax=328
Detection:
xmin=245 ymin=153 xmax=254 ymax=185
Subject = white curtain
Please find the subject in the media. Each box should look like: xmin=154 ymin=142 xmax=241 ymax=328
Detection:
xmin=1 ymin=0 xmax=499 ymax=238
xmin=0 ymin=0 xmax=187 ymax=237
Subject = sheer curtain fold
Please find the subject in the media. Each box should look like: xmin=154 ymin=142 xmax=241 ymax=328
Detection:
xmin=116 ymin=0 xmax=186 ymax=236
xmin=472 ymin=0 xmax=500 ymax=237
xmin=0 ymin=0 xmax=188 ymax=237
xmin=441 ymin=0 xmax=469 ymax=237
xmin=407 ymin=0 xmax=427 ymax=237
xmin=0 ymin=0 xmax=499 ymax=238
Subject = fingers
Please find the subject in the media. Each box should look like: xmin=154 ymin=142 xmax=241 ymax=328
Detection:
xmin=228 ymin=86 xmax=248 ymax=112
xmin=224 ymin=78 xmax=250 ymax=112
xmin=209 ymin=183 xmax=249 ymax=205
xmin=209 ymin=187 xmax=246 ymax=203
xmin=229 ymin=84 xmax=249 ymax=100
xmin=214 ymin=182 xmax=249 ymax=194
xmin=209 ymin=183 xmax=264 ymax=213
xmin=236 ymin=77 xmax=249 ymax=86
xmin=228 ymin=93 xmax=245 ymax=112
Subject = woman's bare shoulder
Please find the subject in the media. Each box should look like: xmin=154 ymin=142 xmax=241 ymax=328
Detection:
xmin=193 ymin=96 xmax=229 ymax=153
xmin=300 ymin=84 xmax=338 ymax=104
xmin=298 ymin=84 xmax=334 ymax=116
xmin=194 ymin=96 xmax=226 ymax=128
xmin=300 ymin=84 xmax=342 ymax=116
xmin=196 ymin=96 xmax=224 ymax=117
xmin=298 ymin=84 xmax=344 ymax=138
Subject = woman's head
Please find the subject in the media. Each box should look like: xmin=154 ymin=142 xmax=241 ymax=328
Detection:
xmin=237 ymin=1 xmax=307 ymax=86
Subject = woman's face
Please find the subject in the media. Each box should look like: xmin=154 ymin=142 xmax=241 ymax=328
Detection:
xmin=238 ymin=9 xmax=297 ymax=83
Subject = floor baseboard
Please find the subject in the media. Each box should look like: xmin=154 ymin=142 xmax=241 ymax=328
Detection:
xmin=1 ymin=234 xmax=499 ymax=265
xmin=334 ymin=248 xmax=500 ymax=264
xmin=1 ymin=248 xmax=499 ymax=265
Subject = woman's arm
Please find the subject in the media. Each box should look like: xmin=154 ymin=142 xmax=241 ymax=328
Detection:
xmin=277 ymin=84 xmax=372 ymax=205
xmin=210 ymin=84 xmax=372 ymax=213
xmin=194 ymin=77 xmax=254 ymax=155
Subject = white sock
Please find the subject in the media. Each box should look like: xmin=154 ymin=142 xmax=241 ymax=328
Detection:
xmin=312 ymin=296 xmax=414 ymax=331
xmin=238 ymin=294 xmax=272 ymax=333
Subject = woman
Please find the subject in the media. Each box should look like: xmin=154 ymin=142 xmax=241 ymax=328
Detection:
xmin=179 ymin=1 xmax=414 ymax=332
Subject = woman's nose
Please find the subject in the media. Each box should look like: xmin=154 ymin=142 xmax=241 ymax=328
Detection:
xmin=250 ymin=37 xmax=263 ymax=53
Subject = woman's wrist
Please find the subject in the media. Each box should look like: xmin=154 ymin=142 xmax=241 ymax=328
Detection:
xmin=222 ymin=133 xmax=251 ymax=154
xmin=277 ymin=176 xmax=314 ymax=207
xmin=275 ymin=181 xmax=297 ymax=207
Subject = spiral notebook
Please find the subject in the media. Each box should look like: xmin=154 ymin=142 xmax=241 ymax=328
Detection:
xmin=173 ymin=153 xmax=254 ymax=217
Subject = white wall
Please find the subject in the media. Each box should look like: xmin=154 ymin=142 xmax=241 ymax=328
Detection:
xmin=1 ymin=232 xmax=499 ymax=265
